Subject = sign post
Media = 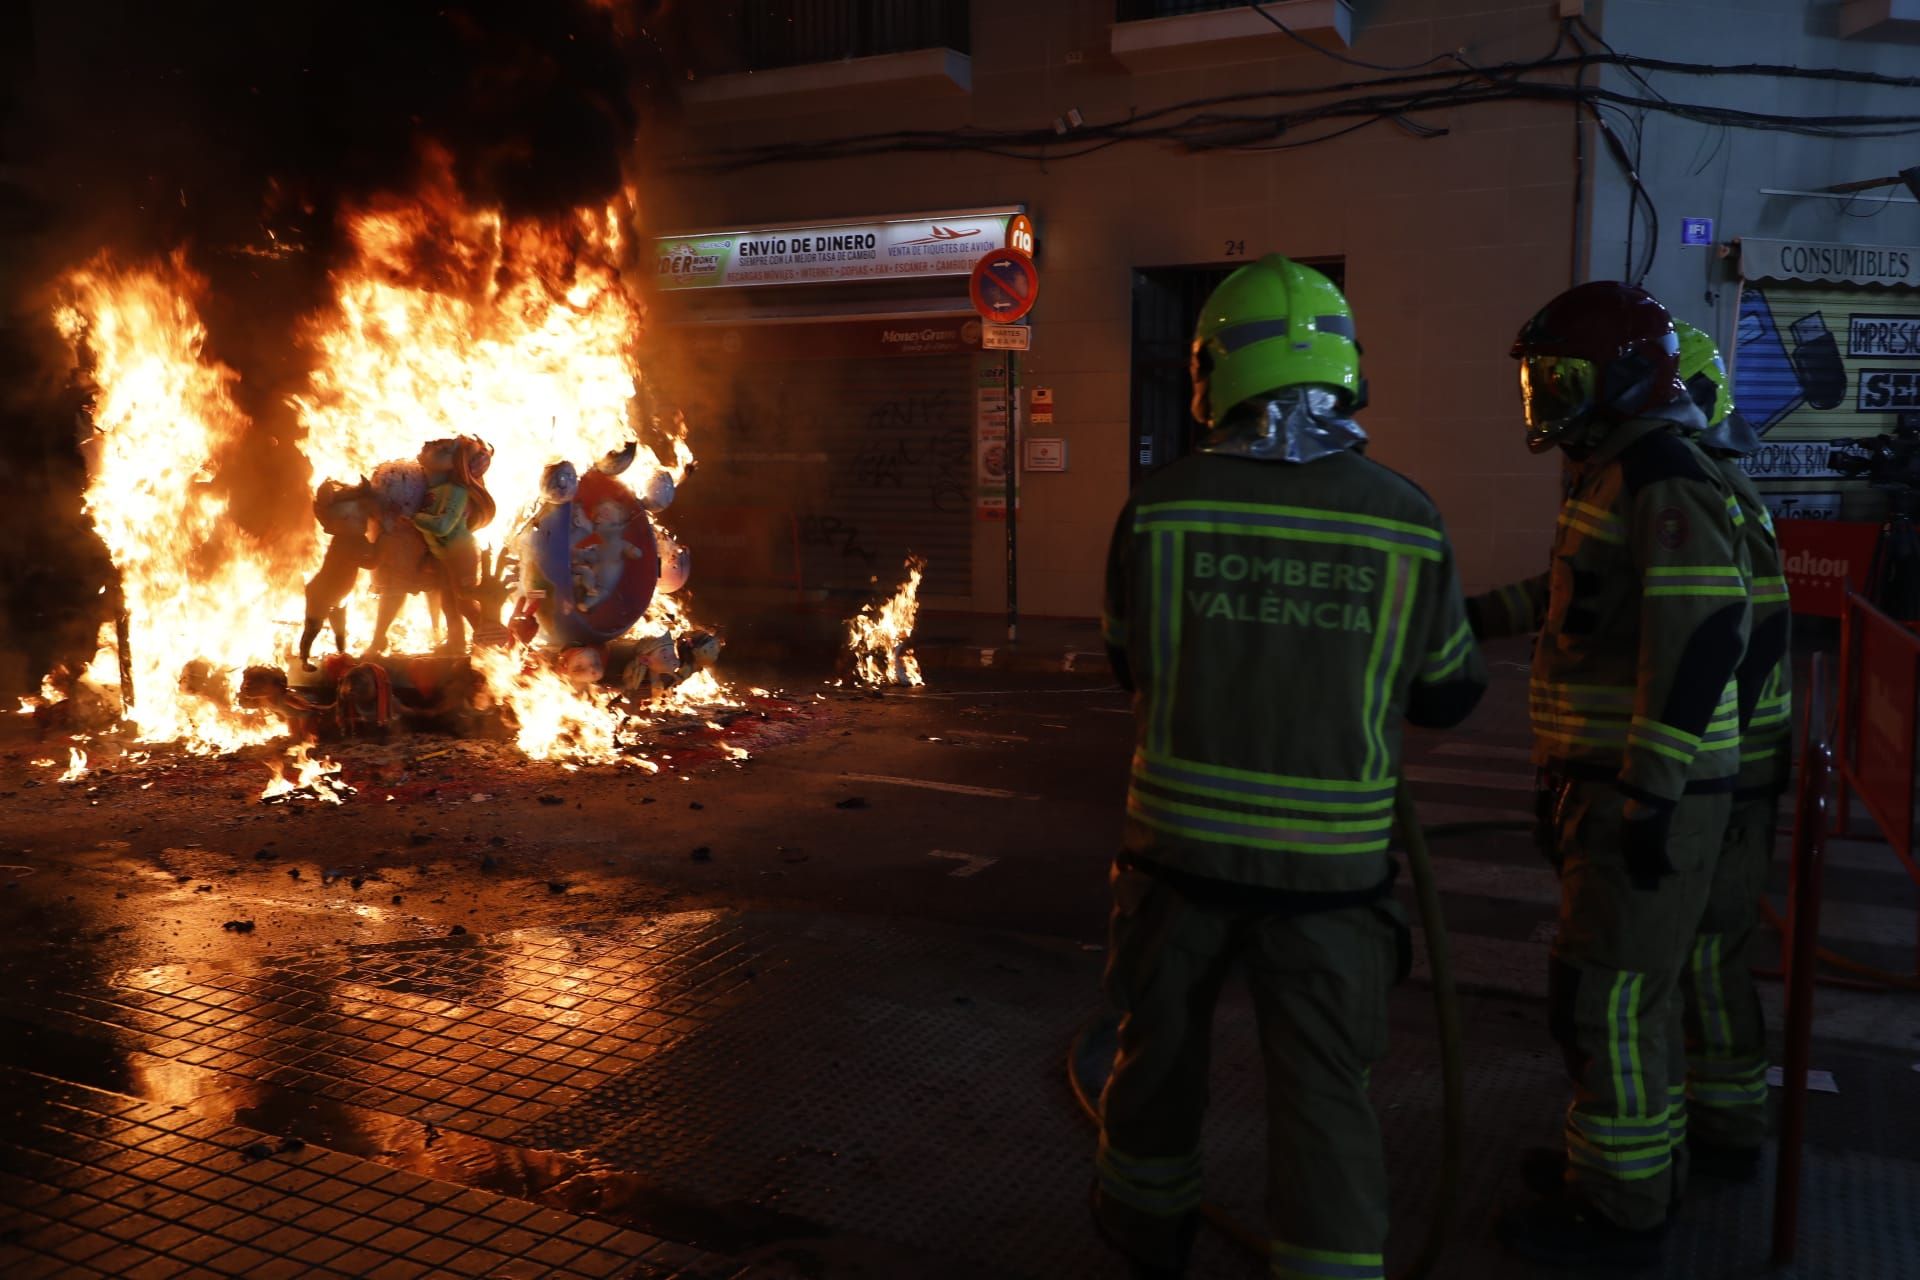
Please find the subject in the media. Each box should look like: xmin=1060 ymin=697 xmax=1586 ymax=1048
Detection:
xmin=969 ymin=248 xmax=1039 ymax=644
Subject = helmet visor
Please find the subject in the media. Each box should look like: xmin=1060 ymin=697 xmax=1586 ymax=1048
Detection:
xmin=1519 ymin=354 xmax=1598 ymax=452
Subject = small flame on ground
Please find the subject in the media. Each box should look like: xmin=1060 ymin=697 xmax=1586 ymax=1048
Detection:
xmin=847 ymin=557 xmax=926 ymax=687
xmin=59 ymin=748 xmax=89 ymax=783
xmin=260 ymin=745 xmax=353 ymax=804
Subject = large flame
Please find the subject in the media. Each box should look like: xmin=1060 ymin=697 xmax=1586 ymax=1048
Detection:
xmin=55 ymin=256 xmax=305 ymax=750
xmin=291 ymin=161 xmax=685 ymax=652
xmin=848 ymin=557 xmax=926 ymax=687
xmin=53 ymin=158 xmax=727 ymax=764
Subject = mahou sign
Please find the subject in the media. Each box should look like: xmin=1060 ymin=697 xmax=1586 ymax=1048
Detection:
xmin=1776 ymin=519 xmax=1879 ymax=617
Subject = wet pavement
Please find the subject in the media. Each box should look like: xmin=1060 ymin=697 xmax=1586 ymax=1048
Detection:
xmin=3 ymin=648 xmax=1919 ymax=1278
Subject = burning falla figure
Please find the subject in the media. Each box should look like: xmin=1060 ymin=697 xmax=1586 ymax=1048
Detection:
xmin=299 ymin=479 xmax=379 ymax=670
xmin=413 ymin=436 xmax=496 ymax=653
xmin=357 ymin=436 xmax=495 ymax=657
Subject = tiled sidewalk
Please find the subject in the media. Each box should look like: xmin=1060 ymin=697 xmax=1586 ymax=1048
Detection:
xmin=0 ymin=1069 xmax=708 ymax=1280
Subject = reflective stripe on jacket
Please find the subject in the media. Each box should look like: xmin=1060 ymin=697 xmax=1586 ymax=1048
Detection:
xmin=1104 ymin=450 xmax=1486 ymax=892
xmin=1711 ymin=458 xmax=1793 ymax=793
xmin=1531 ymin=419 xmax=1751 ymax=803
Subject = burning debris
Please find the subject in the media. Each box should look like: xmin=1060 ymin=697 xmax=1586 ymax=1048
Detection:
xmin=847 ymin=557 xmax=927 ymax=688
xmin=39 ymin=162 xmax=749 ymax=772
xmin=259 ymin=745 xmax=355 ymax=805
xmin=58 ymin=748 xmax=89 ymax=784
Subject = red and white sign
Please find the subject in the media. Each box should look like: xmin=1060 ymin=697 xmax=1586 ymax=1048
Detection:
xmin=970 ymin=248 xmax=1039 ymax=323
xmin=1777 ymin=519 xmax=1879 ymax=618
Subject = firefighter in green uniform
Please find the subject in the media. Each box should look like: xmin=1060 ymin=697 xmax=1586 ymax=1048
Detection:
xmin=1096 ymin=255 xmax=1488 ymax=1280
xmin=1471 ymin=320 xmax=1790 ymax=1211
xmin=1492 ymin=283 xmax=1751 ymax=1268
xmin=1669 ymin=321 xmax=1791 ymax=1173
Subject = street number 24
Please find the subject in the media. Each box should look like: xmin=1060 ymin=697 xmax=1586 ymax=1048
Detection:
xmin=1224 ymin=240 xmax=1246 ymax=256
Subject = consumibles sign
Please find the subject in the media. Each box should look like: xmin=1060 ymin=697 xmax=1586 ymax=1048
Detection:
xmin=655 ymin=211 xmax=1018 ymax=290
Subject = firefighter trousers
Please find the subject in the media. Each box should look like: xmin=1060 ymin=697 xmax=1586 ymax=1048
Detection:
xmin=1548 ymin=781 xmax=1728 ymax=1231
xmin=1094 ymin=859 xmax=1405 ymax=1280
xmin=1678 ymin=793 xmax=1775 ymax=1150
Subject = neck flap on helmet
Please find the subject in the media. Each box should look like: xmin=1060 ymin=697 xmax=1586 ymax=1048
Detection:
xmin=1697 ymin=409 xmax=1761 ymax=458
xmin=1197 ymin=386 xmax=1367 ymax=463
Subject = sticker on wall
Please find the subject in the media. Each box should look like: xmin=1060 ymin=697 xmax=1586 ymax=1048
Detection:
xmin=1681 ymin=217 xmax=1714 ymax=247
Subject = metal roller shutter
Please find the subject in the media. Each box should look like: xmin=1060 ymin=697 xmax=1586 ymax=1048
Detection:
xmin=697 ymin=352 xmax=976 ymax=600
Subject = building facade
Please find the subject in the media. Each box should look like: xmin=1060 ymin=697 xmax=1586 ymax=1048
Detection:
xmin=646 ymin=0 xmax=1920 ymax=621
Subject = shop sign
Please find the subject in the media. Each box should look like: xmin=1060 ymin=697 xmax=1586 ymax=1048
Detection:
xmin=1737 ymin=440 xmax=1845 ymax=481
xmin=1731 ymin=281 xmax=1920 ymax=513
xmin=653 ymin=211 xmax=1018 ymax=290
xmin=1776 ymin=519 xmax=1879 ymax=617
xmin=1767 ymin=492 xmax=1843 ymax=522
xmin=1007 ymin=213 xmax=1036 ymax=256
xmin=1740 ymin=237 xmax=1920 ymax=288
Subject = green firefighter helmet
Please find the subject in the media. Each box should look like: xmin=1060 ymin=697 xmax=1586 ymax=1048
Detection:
xmin=1191 ymin=255 xmax=1362 ymax=427
xmin=1674 ymin=320 xmax=1732 ymax=428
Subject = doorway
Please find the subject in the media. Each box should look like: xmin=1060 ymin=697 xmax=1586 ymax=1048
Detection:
xmin=1129 ymin=258 xmax=1346 ymax=488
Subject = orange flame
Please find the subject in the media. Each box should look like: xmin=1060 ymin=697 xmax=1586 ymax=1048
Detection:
xmin=848 ymin=557 xmax=926 ymax=687
xmin=260 ymin=744 xmax=352 ymax=804
xmin=54 ymin=158 xmax=731 ymax=764
xmin=56 ymin=256 xmax=304 ymax=750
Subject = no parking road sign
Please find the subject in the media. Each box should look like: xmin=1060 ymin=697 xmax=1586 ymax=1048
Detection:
xmin=970 ymin=248 xmax=1039 ymax=323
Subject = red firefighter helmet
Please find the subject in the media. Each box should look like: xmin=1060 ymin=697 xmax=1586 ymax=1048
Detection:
xmin=1510 ymin=281 xmax=1684 ymax=453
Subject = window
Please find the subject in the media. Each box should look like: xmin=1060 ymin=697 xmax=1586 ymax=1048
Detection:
xmin=741 ymin=0 xmax=970 ymax=72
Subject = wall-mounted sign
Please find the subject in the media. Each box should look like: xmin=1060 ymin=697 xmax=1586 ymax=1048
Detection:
xmin=970 ymin=248 xmax=1039 ymax=323
xmin=1029 ymin=386 xmax=1054 ymax=424
xmin=654 ymin=210 xmax=1021 ymax=290
xmin=977 ymin=361 xmax=1009 ymax=519
xmin=1007 ymin=213 xmax=1036 ymax=257
xmin=1681 ymin=217 xmax=1714 ymax=247
xmin=1737 ymin=440 xmax=1845 ymax=481
xmin=1740 ymin=237 xmax=1920 ymax=288
xmin=1777 ymin=519 xmax=1879 ymax=618
xmin=1024 ymin=438 xmax=1067 ymax=472
xmin=981 ymin=323 xmax=1031 ymax=351
xmin=1767 ymin=492 xmax=1843 ymax=522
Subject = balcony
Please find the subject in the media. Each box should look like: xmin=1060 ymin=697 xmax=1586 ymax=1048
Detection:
xmin=1112 ymin=0 xmax=1353 ymax=73
xmin=682 ymin=1 xmax=971 ymax=116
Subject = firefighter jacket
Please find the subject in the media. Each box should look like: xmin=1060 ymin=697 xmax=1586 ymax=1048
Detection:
xmin=1712 ymin=458 xmax=1792 ymax=795
xmin=1468 ymin=439 xmax=1781 ymax=799
xmin=1524 ymin=419 xmax=1751 ymax=803
xmin=1103 ymin=449 xmax=1487 ymax=894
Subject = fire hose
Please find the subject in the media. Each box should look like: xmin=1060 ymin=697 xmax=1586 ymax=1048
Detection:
xmin=1066 ymin=787 xmax=1464 ymax=1280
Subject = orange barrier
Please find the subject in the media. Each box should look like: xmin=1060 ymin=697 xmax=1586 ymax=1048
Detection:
xmin=1772 ymin=720 xmax=1833 ymax=1266
xmin=1833 ymin=588 xmax=1920 ymax=976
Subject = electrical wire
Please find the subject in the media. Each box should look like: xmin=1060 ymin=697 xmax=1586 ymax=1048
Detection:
xmin=671 ymin=40 xmax=1920 ymax=174
xmin=1244 ymin=0 xmax=1470 ymax=75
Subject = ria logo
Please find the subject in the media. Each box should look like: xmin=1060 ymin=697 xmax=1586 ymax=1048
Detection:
xmin=896 ymin=224 xmax=981 ymax=246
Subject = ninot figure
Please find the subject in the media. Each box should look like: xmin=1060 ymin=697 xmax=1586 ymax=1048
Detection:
xmin=412 ymin=436 xmax=496 ymax=653
xmin=301 ymin=479 xmax=379 ymax=670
